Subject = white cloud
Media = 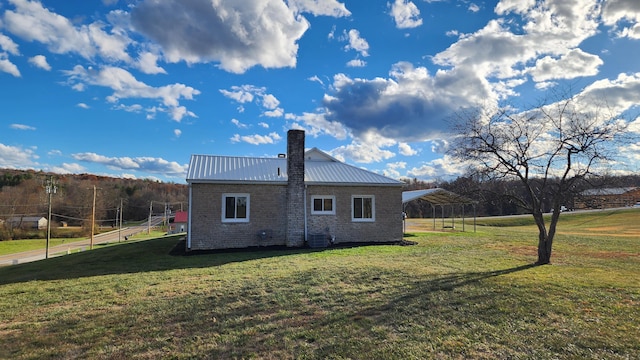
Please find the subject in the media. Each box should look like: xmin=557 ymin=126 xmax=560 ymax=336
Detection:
xmin=389 ymin=0 xmax=423 ymax=29
xmin=0 ymin=33 xmax=20 ymax=55
xmin=323 ymin=62 xmax=491 ymax=142
xmin=329 ymin=131 xmax=396 ymax=164
xmin=0 ymin=143 xmax=37 ymax=168
xmin=220 ymin=86 xmax=255 ymax=103
xmin=4 ymin=0 xmax=132 ymax=63
xmin=287 ymin=0 xmax=351 ymax=17
xmin=231 ymin=118 xmax=249 ymax=129
xmin=383 ymin=161 xmax=406 ymax=178
xmin=398 ymin=142 xmax=417 ymax=156
xmin=261 ymin=93 xmax=280 ymax=109
xmin=230 ymin=132 xmax=282 ymax=145
xmin=72 ymin=152 xmax=188 ymax=176
xmin=627 ymin=117 xmax=640 ymax=134
xmin=10 ymin=123 xmax=36 ymax=131
xmin=617 ymin=23 xmax=640 ymax=39
xmin=0 ymin=58 xmax=20 ymax=77
xmin=308 ymin=75 xmax=324 ymax=86
xmin=494 ymin=0 xmax=536 ymax=16
xmin=602 ymin=0 xmax=640 ymax=39
xmin=64 ymin=65 xmax=200 ymax=122
xmin=434 ymin=1 xmax=601 ymax=82
xmin=288 ymin=111 xmax=349 ymax=140
xmin=407 ymin=155 xmax=467 ymax=180
xmin=77 ymin=103 xmax=90 ymax=109
xmin=221 ymin=85 xmax=282 ymax=116
xmin=346 ymin=59 xmax=366 ymax=67
xmin=49 ymin=163 xmax=86 ymax=174
xmin=28 ymin=55 xmax=51 ymax=70
xmin=136 ymin=52 xmax=167 ymax=74
xmin=330 ymin=143 xmax=394 ymax=164
xmin=130 ymin=0 xmax=309 ymax=73
xmin=263 ymin=108 xmax=284 ymax=117
xmin=468 ymin=3 xmax=480 ymax=13
xmin=167 ymin=105 xmax=196 ymax=122
xmin=319 ymin=1 xmax=623 ymax=146
xmin=258 ymin=122 xmax=269 ymax=128
xmin=529 ymin=49 xmax=603 ymax=82
xmin=343 ymin=29 xmax=369 ymax=57
xmin=430 ymin=139 xmax=448 ymax=153
xmin=174 ymin=129 xmax=182 ymax=137
xmin=577 ymin=72 xmax=640 ymax=116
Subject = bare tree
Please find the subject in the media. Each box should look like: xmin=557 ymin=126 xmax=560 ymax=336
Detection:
xmin=448 ymin=94 xmax=630 ymax=264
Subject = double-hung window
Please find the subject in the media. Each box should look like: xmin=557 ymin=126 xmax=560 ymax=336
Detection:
xmin=311 ymin=195 xmax=335 ymax=215
xmin=222 ymin=193 xmax=249 ymax=222
xmin=352 ymin=195 xmax=374 ymax=222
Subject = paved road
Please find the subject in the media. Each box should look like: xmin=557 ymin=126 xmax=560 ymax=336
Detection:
xmin=0 ymin=217 xmax=165 ymax=266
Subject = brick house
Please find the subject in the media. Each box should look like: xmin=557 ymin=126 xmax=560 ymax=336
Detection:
xmin=186 ymin=129 xmax=404 ymax=250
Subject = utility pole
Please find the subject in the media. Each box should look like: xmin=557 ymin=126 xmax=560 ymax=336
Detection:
xmin=120 ymin=198 xmax=123 ymax=241
xmin=118 ymin=198 xmax=123 ymax=242
xmin=90 ymin=185 xmax=96 ymax=250
xmin=148 ymin=201 xmax=152 ymax=235
xmin=45 ymin=176 xmax=57 ymax=259
xmin=164 ymin=202 xmax=168 ymax=232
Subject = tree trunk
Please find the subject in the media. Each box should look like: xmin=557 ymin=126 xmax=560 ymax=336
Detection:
xmin=537 ymin=235 xmax=552 ymax=265
xmin=532 ymin=211 xmax=553 ymax=265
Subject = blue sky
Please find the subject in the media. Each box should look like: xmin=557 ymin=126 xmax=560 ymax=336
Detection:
xmin=1 ymin=0 xmax=640 ymax=183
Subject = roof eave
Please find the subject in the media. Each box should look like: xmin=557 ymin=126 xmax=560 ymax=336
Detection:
xmin=187 ymin=179 xmax=286 ymax=185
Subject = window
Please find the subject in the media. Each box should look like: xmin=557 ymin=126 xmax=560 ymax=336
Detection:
xmin=311 ymin=195 xmax=335 ymax=215
xmin=222 ymin=194 xmax=249 ymax=222
xmin=352 ymin=195 xmax=374 ymax=222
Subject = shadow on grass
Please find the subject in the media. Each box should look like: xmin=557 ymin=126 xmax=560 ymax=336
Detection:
xmin=135 ymin=263 xmax=539 ymax=358
xmin=0 ymin=236 xmax=416 ymax=285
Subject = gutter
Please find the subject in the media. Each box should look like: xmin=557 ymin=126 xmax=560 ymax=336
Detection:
xmin=187 ymin=184 xmax=192 ymax=250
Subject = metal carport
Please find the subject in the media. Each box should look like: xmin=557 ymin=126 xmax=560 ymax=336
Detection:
xmin=402 ymin=188 xmax=477 ymax=232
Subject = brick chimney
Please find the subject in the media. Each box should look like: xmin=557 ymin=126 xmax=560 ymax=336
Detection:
xmin=286 ymin=129 xmax=305 ymax=247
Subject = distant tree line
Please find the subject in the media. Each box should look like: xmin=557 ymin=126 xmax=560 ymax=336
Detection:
xmin=0 ymin=169 xmax=188 ymax=240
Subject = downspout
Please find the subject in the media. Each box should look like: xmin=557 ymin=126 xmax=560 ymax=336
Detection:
xmin=304 ymin=185 xmax=308 ymax=242
xmin=187 ymin=183 xmax=192 ymax=250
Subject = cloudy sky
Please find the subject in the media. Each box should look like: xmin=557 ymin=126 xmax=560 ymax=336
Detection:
xmin=1 ymin=0 xmax=640 ymax=182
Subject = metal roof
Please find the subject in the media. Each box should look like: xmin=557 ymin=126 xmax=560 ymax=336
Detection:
xmin=402 ymin=188 xmax=476 ymax=205
xmin=580 ymin=187 xmax=637 ymax=196
xmin=187 ymin=151 xmax=403 ymax=186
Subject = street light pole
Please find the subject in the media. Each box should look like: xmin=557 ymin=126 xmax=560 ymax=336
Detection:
xmin=118 ymin=198 xmax=123 ymax=242
xmin=45 ymin=176 xmax=57 ymax=259
xmin=90 ymin=185 xmax=96 ymax=250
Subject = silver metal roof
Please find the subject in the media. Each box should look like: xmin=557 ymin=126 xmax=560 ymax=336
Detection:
xmin=402 ymin=188 xmax=476 ymax=205
xmin=580 ymin=187 xmax=637 ymax=196
xmin=187 ymin=155 xmax=286 ymax=183
xmin=187 ymin=151 xmax=403 ymax=186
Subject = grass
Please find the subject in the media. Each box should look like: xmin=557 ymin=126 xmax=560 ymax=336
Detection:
xmin=0 ymin=215 xmax=638 ymax=359
xmin=0 ymin=230 xmax=168 ymax=256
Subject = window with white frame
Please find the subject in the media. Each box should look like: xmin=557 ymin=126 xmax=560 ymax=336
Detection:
xmin=222 ymin=193 xmax=249 ymax=222
xmin=352 ymin=195 xmax=374 ymax=222
xmin=311 ymin=195 xmax=335 ymax=215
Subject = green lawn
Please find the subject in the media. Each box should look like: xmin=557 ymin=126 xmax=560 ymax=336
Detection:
xmin=0 ymin=217 xmax=638 ymax=359
xmin=0 ymin=230 xmax=168 ymax=256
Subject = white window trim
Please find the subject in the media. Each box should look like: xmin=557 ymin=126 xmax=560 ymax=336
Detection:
xmin=311 ymin=195 xmax=336 ymax=215
xmin=351 ymin=195 xmax=375 ymax=222
xmin=222 ymin=193 xmax=250 ymax=223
